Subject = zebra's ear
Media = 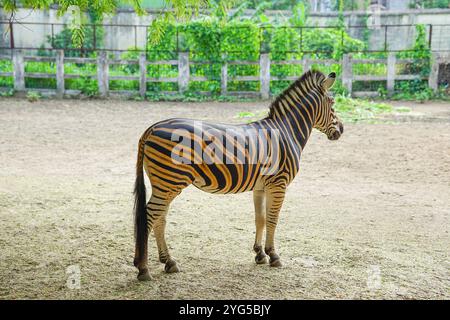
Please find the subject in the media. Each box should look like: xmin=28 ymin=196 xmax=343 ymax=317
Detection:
xmin=323 ymin=72 xmax=336 ymax=90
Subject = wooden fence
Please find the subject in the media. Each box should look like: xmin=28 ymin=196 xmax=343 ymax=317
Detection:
xmin=1 ymin=50 xmax=443 ymax=99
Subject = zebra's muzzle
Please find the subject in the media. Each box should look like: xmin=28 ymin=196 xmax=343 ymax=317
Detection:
xmin=328 ymin=122 xmax=343 ymax=141
xmin=328 ymin=131 xmax=341 ymax=140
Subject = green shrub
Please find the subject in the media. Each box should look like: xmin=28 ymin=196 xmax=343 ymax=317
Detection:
xmin=26 ymin=91 xmax=41 ymax=102
xmin=77 ymin=76 xmax=98 ymax=97
xmin=142 ymin=14 xmax=364 ymax=96
xmin=0 ymin=59 xmax=13 ymax=88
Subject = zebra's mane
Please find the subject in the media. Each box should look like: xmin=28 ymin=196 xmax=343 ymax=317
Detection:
xmin=267 ymin=70 xmax=326 ymax=118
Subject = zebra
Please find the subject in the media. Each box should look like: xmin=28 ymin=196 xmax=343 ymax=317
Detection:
xmin=133 ymin=70 xmax=343 ymax=281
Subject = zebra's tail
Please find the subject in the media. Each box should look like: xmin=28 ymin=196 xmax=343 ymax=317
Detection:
xmin=133 ymin=136 xmax=147 ymax=268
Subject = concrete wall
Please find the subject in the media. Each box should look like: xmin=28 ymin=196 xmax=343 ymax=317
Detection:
xmin=0 ymin=9 xmax=73 ymax=50
xmin=386 ymin=0 xmax=410 ymax=10
xmin=308 ymin=9 xmax=450 ymax=51
xmin=103 ymin=11 xmax=153 ymax=51
xmin=307 ymin=0 xmax=411 ymax=12
xmin=1 ymin=7 xmax=450 ymax=52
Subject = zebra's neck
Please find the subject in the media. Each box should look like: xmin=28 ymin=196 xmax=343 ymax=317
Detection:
xmin=263 ymin=86 xmax=316 ymax=151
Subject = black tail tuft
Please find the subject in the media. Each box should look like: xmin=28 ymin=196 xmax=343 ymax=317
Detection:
xmin=133 ymin=139 xmax=147 ymax=267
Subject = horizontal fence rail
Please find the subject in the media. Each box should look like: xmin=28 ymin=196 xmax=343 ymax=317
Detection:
xmin=0 ymin=49 xmax=445 ymax=98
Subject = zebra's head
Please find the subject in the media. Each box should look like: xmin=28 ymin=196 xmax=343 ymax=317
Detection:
xmin=314 ymin=72 xmax=344 ymax=141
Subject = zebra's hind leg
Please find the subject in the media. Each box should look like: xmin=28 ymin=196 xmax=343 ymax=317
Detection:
xmin=149 ymin=188 xmax=182 ymax=274
xmin=253 ymin=190 xmax=268 ymax=264
xmin=264 ymin=188 xmax=286 ymax=268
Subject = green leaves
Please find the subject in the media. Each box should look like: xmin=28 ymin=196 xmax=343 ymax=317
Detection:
xmin=396 ymin=24 xmax=432 ymax=89
xmin=148 ymin=12 xmax=173 ymax=46
xmin=289 ymin=2 xmax=306 ymax=27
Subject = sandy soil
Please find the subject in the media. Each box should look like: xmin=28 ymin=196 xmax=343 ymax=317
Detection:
xmin=0 ymin=98 xmax=449 ymax=300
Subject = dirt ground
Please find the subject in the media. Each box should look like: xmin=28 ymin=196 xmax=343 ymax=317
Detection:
xmin=0 ymin=98 xmax=449 ymax=300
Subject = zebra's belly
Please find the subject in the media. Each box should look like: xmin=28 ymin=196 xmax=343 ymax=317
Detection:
xmin=191 ymin=163 xmax=264 ymax=194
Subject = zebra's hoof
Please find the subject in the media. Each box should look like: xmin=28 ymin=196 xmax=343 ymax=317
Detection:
xmin=165 ymin=260 xmax=180 ymax=273
xmin=255 ymin=253 xmax=268 ymax=265
xmin=270 ymin=258 xmax=282 ymax=268
xmin=137 ymin=268 xmax=152 ymax=281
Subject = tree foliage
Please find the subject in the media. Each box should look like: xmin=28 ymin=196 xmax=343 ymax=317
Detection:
xmin=1 ymin=0 xmax=236 ymax=46
xmin=1 ymin=0 xmax=145 ymax=16
xmin=138 ymin=3 xmax=364 ymax=94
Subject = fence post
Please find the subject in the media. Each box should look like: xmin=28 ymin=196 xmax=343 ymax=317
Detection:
xmin=260 ymin=53 xmax=270 ymax=99
xmin=342 ymin=54 xmax=352 ymax=95
xmin=178 ymin=52 xmax=189 ymax=93
xmin=302 ymin=54 xmax=311 ymax=72
xmin=387 ymin=52 xmax=396 ymax=96
xmin=12 ymin=50 xmax=25 ymax=92
xmin=428 ymin=52 xmax=439 ymax=92
xmin=56 ymin=50 xmax=64 ymax=98
xmin=139 ymin=52 xmax=147 ymax=97
xmin=221 ymin=55 xmax=228 ymax=96
xmin=97 ymin=51 xmax=108 ymax=97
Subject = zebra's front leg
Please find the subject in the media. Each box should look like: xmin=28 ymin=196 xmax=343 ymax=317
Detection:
xmin=149 ymin=193 xmax=180 ymax=274
xmin=264 ymin=188 xmax=286 ymax=267
xmin=253 ymin=190 xmax=268 ymax=264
